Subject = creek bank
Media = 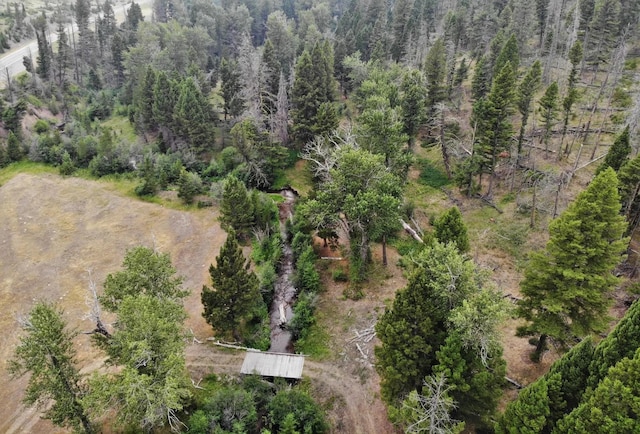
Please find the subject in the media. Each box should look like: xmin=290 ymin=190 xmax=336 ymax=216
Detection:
xmin=268 ymin=188 xmax=298 ymax=353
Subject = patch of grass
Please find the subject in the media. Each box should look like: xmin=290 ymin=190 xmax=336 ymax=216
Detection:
xmin=488 ymin=220 xmax=530 ymax=260
xmin=101 ymin=115 xmax=137 ymax=143
xmin=296 ymin=319 xmax=331 ymax=360
xmin=390 ymin=236 xmax=428 ymax=257
xmin=267 ymin=193 xmax=285 ymax=203
xmin=0 ymin=161 xmax=56 ymax=186
xmin=282 ymin=160 xmax=313 ymax=197
xmin=417 ymin=158 xmax=451 ymax=189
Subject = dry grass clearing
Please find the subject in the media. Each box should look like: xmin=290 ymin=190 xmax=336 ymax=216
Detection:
xmin=0 ymin=172 xmax=224 ymax=433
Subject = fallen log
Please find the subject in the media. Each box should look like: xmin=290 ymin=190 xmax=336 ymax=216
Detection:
xmin=400 ymin=219 xmax=423 ymax=243
xmin=505 ymin=376 xmax=524 ymax=389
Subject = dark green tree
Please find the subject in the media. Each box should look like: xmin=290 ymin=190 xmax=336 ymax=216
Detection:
xmin=135 ymin=66 xmax=156 ymax=131
xmin=556 ymin=348 xmax=640 ymax=433
xmin=584 ymin=0 xmax=621 ymax=72
xmin=587 ymin=299 xmax=640 ymax=389
xmin=375 ymin=242 xmax=479 ymax=403
xmin=597 ymin=126 xmax=631 ymax=174
xmin=175 ymin=77 xmax=213 ymax=152
xmin=9 ymin=302 xmax=93 ymax=433
xmin=516 ymin=61 xmax=542 ymax=162
xmin=55 ymin=21 xmax=72 ymax=86
xmin=33 ymin=13 xmax=52 ymax=81
xmin=219 ymin=175 xmax=255 ymax=239
xmin=152 ymin=71 xmax=178 ymax=147
xmin=433 ymin=207 xmax=470 ymax=253
xmin=536 ymin=0 xmax=550 ymax=47
xmin=618 ymin=154 xmax=640 ymax=233
xmin=474 ymin=62 xmax=516 ymax=196
xmin=494 ymin=34 xmax=520 ymax=76
xmin=560 ymin=41 xmax=583 ymax=157
xmin=539 ymin=81 xmax=559 ymax=158
xmin=220 ymin=58 xmax=244 ymax=120
xmin=291 ymin=45 xmax=336 ymax=146
xmin=471 ymin=56 xmax=491 ymax=101
xmin=495 ymin=377 xmax=552 ymax=434
xmin=201 ymin=230 xmax=262 ymax=341
xmin=424 ymin=38 xmax=447 ymax=132
xmin=517 ymin=168 xmax=628 ymax=361
xmin=389 ymin=0 xmax=412 ymax=61
xmin=400 ymin=69 xmax=426 ymax=149
xmin=6 ymin=131 xmax=23 ymax=162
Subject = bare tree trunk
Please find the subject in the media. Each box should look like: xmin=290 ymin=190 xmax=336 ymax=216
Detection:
xmin=382 ymin=235 xmax=387 ymax=266
xmin=533 ymin=334 xmax=548 ymax=362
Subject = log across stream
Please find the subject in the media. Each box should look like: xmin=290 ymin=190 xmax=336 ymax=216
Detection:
xmin=268 ymin=188 xmax=298 ymax=353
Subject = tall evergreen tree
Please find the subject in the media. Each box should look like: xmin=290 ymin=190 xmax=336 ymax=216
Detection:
xmin=517 ymin=168 xmax=628 ymax=361
xmin=496 ymin=377 xmax=552 ymax=433
xmin=584 ymin=0 xmax=621 ymax=71
xmin=389 ymin=0 xmax=412 ymax=62
xmin=400 ymin=69 xmax=426 ymax=149
xmin=291 ymin=49 xmax=325 ymax=145
xmin=494 ymin=34 xmax=520 ymax=76
xmin=471 ymin=56 xmax=491 ymax=101
xmin=597 ymin=125 xmax=631 ymax=174
xmin=516 ymin=60 xmax=542 ymax=161
xmin=135 ymin=66 xmax=156 ymax=131
xmin=219 ymin=175 xmax=255 ymax=240
xmin=175 ymin=77 xmax=213 ymax=152
xmin=474 ymin=62 xmax=516 ymax=196
xmin=55 ymin=21 xmax=72 ymax=86
xmin=152 ymin=71 xmax=178 ymax=147
xmin=9 ymin=302 xmax=93 ymax=434
xmin=201 ymin=230 xmax=262 ymax=341
xmin=586 ymin=299 xmax=640 ymax=389
xmin=375 ymin=242 xmax=480 ymax=403
xmin=560 ymin=41 xmax=583 ymax=157
xmin=424 ymin=38 xmax=447 ymax=133
xmin=618 ymin=154 xmax=640 ymax=233
xmin=539 ymin=81 xmax=559 ymax=158
xmin=556 ymin=348 xmax=640 ymax=433
xmin=220 ymin=58 xmax=244 ymax=120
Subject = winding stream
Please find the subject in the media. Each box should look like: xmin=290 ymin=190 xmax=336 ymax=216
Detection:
xmin=268 ymin=189 xmax=297 ymax=353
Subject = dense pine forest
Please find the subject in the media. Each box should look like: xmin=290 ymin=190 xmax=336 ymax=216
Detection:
xmin=2 ymin=0 xmax=640 ymax=432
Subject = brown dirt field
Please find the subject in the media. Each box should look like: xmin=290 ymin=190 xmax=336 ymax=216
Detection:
xmin=0 ymin=173 xmax=397 ymax=434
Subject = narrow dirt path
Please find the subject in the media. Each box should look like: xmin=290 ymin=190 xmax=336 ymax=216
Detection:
xmin=185 ymin=342 xmax=394 ymax=434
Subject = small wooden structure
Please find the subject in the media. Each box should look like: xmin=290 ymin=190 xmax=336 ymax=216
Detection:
xmin=240 ymin=350 xmax=305 ymax=379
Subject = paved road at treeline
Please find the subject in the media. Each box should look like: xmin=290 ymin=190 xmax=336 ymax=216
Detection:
xmin=0 ymin=0 xmax=150 ymax=84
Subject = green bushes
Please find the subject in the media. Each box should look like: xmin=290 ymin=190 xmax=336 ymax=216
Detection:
xmin=186 ymin=377 xmax=328 ymax=434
